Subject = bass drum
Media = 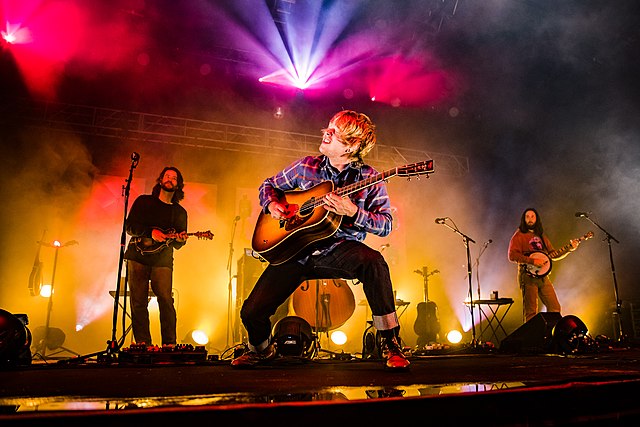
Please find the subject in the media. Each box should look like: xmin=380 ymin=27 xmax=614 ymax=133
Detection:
xmin=291 ymin=279 xmax=355 ymax=331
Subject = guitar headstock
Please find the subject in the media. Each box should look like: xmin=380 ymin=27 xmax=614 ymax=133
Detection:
xmin=584 ymin=231 xmax=594 ymax=240
xmin=195 ymin=230 xmax=214 ymax=240
xmin=397 ymin=160 xmax=434 ymax=177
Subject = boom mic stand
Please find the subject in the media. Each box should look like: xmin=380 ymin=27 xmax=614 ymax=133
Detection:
xmin=60 ymin=153 xmax=139 ymax=364
xmin=578 ymin=213 xmax=624 ymax=343
xmin=435 ymin=217 xmax=478 ymax=345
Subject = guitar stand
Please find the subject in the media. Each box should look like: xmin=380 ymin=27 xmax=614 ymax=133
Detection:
xmin=413 ymin=266 xmax=440 ymax=349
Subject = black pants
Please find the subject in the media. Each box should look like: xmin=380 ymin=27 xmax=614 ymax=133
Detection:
xmin=127 ymin=260 xmax=177 ymax=346
xmin=240 ymin=240 xmax=399 ymax=349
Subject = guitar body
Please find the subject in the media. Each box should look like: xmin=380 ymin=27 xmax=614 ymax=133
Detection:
xmin=251 ymin=160 xmax=434 ymax=265
xmin=525 ymin=251 xmax=552 ymax=278
xmin=252 ymin=181 xmax=342 ymax=265
xmin=414 ymin=301 xmax=440 ymax=346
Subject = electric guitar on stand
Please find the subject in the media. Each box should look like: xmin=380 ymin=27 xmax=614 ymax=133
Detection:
xmin=252 ymin=160 xmax=434 ymax=265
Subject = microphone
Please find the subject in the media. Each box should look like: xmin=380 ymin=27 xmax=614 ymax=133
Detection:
xmin=434 ymin=217 xmax=447 ymax=224
xmin=131 ymin=152 xmax=140 ymax=162
xmin=379 ymin=243 xmax=390 ymax=252
xmin=575 ymin=212 xmax=590 ymax=218
xmin=234 ymin=215 xmax=241 ymax=222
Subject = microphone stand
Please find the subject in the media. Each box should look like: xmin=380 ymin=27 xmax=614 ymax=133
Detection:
xmin=226 ymin=216 xmax=240 ymax=348
xmin=437 ymin=218 xmax=478 ymax=345
xmin=475 ymin=241 xmax=491 ymax=301
xmin=60 ymin=154 xmax=139 ymax=364
xmin=34 ymin=240 xmax=79 ymax=360
xmin=580 ymin=214 xmax=624 ymax=343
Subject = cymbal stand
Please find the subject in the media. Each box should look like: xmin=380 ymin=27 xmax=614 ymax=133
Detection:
xmin=579 ymin=214 xmax=624 ymax=343
xmin=436 ymin=218 xmax=478 ymax=345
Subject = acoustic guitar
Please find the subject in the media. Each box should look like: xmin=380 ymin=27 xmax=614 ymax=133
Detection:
xmin=134 ymin=229 xmax=214 ymax=255
xmin=29 ymin=230 xmax=47 ymax=297
xmin=251 ymin=160 xmax=434 ymax=265
xmin=524 ymin=231 xmax=594 ymax=278
xmin=413 ymin=266 xmax=441 ymax=347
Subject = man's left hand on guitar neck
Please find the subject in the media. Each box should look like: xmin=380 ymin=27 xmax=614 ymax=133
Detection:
xmin=151 ymin=228 xmax=189 ymax=243
xmin=323 ymin=192 xmax=358 ymax=217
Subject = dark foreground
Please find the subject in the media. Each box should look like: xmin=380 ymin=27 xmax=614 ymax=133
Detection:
xmin=1 ymin=343 xmax=640 ymax=427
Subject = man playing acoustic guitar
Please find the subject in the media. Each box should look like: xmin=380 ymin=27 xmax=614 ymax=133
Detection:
xmin=124 ymin=166 xmax=189 ymax=347
xmin=233 ymin=110 xmax=411 ymax=369
xmin=508 ymin=208 xmax=582 ymax=323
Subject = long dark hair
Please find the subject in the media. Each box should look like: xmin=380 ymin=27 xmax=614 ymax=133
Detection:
xmin=151 ymin=166 xmax=185 ymax=203
xmin=518 ymin=207 xmax=543 ymax=236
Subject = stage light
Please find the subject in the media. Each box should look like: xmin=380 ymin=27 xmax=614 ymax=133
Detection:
xmin=32 ymin=326 xmax=66 ymax=351
xmin=0 ymin=309 xmax=32 ymax=366
xmin=446 ymin=329 xmax=463 ymax=344
xmin=183 ymin=329 xmax=209 ymax=346
xmin=272 ymin=316 xmax=314 ymax=357
xmin=330 ymin=330 xmax=347 ymax=346
xmin=40 ymin=284 xmax=52 ymax=298
xmin=552 ymin=315 xmax=593 ymax=354
xmin=273 ymin=107 xmax=284 ymax=119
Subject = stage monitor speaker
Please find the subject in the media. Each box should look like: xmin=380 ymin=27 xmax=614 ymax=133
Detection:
xmin=500 ymin=312 xmax=562 ymax=354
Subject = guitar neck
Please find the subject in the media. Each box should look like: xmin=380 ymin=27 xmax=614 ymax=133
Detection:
xmin=308 ymin=169 xmax=398 ymax=210
xmin=548 ymin=246 xmax=570 ymax=260
xmin=548 ymin=235 xmax=586 ymax=259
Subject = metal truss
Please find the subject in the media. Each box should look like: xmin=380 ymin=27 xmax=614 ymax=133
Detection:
xmin=4 ymin=100 xmax=469 ymax=177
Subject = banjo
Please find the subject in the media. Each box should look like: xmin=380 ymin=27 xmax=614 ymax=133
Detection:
xmin=524 ymin=231 xmax=593 ymax=278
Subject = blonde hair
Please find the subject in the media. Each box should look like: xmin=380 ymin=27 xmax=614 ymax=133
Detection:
xmin=330 ymin=110 xmax=377 ymax=159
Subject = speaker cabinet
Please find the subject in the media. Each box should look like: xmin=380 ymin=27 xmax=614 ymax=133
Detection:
xmin=233 ymin=251 xmax=290 ymax=343
xmin=500 ymin=312 xmax=563 ymax=354
xmin=233 ymin=252 xmax=266 ymax=343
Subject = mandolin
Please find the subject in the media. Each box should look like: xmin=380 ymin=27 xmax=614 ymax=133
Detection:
xmin=134 ymin=229 xmax=214 ymax=255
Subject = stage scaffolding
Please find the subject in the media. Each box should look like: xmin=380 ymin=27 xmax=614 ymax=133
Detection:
xmin=3 ymin=99 xmax=469 ymax=177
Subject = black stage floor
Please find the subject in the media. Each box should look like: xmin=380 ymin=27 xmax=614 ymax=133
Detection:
xmin=2 ymin=342 xmax=640 ymax=427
